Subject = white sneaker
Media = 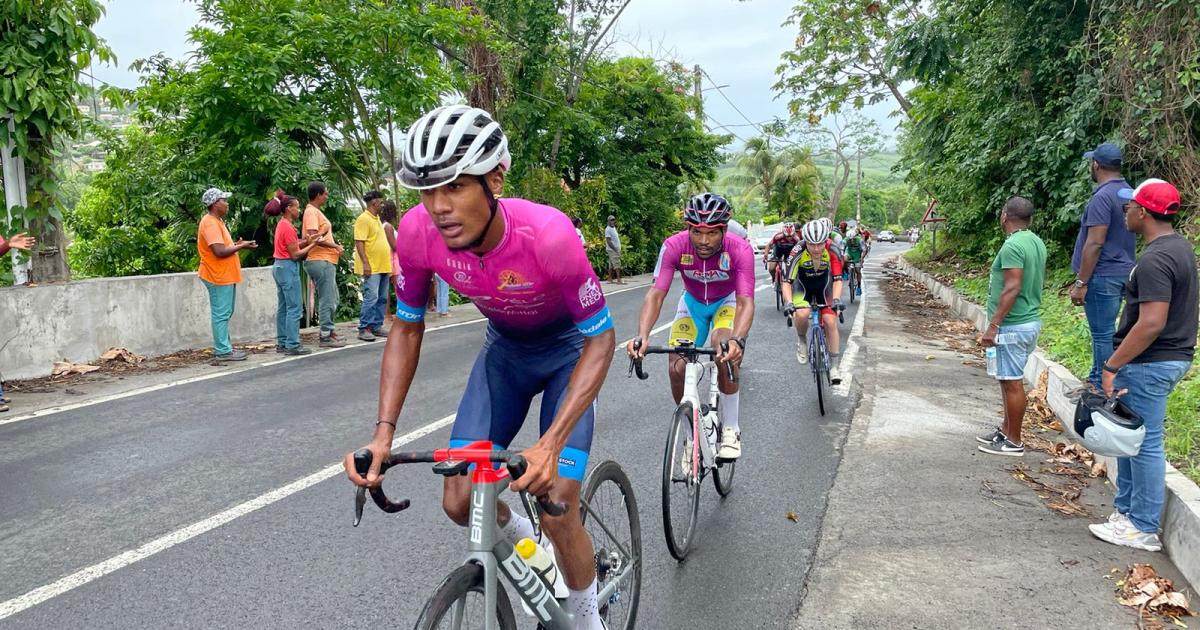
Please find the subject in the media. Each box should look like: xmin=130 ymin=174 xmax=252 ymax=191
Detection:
xmin=717 ymin=427 xmax=741 ymax=460
xmin=1088 ymin=518 xmax=1162 ymax=551
xmin=830 ymin=365 xmax=843 ymax=384
xmin=1107 ymin=510 xmax=1132 ymax=528
xmin=796 ymin=340 xmax=808 ymax=364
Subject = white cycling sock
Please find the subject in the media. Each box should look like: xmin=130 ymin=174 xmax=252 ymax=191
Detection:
xmin=568 ymin=577 xmax=603 ymax=630
xmin=500 ymin=512 xmax=535 ymax=544
xmin=720 ymin=390 xmax=740 ymax=432
xmin=830 ymin=352 xmax=842 ymax=369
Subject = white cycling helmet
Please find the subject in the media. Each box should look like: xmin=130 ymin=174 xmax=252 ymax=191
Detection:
xmin=398 ymin=105 xmax=511 ymax=190
xmin=1073 ymin=390 xmax=1144 ymax=458
xmin=801 ymin=219 xmax=831 ymax=244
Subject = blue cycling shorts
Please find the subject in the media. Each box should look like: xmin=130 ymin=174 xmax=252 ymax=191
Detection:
xmin=450 ymin=323 xmax=595 ymax=481
xmin=669 ymin=292 xmax=737 ymax=348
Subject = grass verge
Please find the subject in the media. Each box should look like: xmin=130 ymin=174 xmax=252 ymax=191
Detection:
xmin=905 ymin=244 xmax=1200 ymax=484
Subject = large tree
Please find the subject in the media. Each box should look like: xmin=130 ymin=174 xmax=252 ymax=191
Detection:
xmin=1 ymin=0 xmax=113 ymax=283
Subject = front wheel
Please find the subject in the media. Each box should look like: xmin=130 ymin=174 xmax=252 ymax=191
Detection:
xmin=662 ymin=403 xmax=701 ymax=561
xmin=414 ymin=563 xmax=517 ymax=630
xmin=810 ymin=329 xmax=826 ymax=417
xmin=581 ymin=460 xmax=642 ymax=630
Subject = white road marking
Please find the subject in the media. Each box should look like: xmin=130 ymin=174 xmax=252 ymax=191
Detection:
xmin=0 ymin=414 xmax=456 ymax=621
xmin=1 ymin=280 xmax=659 ymax=427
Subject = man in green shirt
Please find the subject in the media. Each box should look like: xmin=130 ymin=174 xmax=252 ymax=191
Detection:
xmin=977 ymin=196 xmax=1047 ymax=456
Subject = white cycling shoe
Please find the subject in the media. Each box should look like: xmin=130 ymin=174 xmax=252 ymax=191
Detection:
xmin=717 ymin=427 xmax=742 ymax=460
xmin=796 ymin=340 xmax=808 ymax=365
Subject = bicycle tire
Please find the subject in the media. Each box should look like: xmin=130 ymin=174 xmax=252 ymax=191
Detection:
xmin=414 ymin=563 xmax=517 ymax=630
xmin=810 ymin=327 xmax=826 ymax=417
xmin=581 ymin=460 xmax=642 ymax=630
xmin=713 ymin=455 xmax=735 ymax=497
xmin=849 ymin=269 xmax=858 ymax=304
xmin=774 ymin=274 xmax=783 ymax=311
xmin=662 ymin=403 xmax=700 ymax=561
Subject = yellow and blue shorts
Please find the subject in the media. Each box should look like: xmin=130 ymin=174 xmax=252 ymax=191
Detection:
xmin=670 ymin=292 xmax=737 ymax=347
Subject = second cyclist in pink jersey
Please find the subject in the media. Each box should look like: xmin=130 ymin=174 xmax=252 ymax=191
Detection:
xmin=343 ymin=105 xmax=614 ymax=629
xmin=627 ymin=193 xmax=756 ymax=459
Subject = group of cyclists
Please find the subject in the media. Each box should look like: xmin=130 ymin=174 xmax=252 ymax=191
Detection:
xmin=342 ymin=103 xmax=873 ymax=628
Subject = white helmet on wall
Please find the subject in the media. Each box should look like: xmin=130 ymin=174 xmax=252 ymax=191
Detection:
xmin=398 ymin=105 xmax=511 ymax=190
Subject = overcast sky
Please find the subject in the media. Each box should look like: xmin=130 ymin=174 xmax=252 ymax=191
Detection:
xmin=90 ymin=0 xmax=899 ymax=149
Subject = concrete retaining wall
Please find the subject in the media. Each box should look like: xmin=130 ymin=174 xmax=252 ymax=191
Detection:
xmin=0 ymin=267 xmax=277 ymax=380
xmin=895 ymin=257 xmax=1200 ymax=590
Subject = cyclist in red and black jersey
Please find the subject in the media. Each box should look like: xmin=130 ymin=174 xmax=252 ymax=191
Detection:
xmin=763 ymin=222 xmax=801 ymax=282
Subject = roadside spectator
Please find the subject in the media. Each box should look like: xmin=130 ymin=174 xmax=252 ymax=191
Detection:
xmin=302 ymin=181 xmax=345 ymax=347
xmin=380 ymin=200 xmax=399 ymax=324
xmin=1089 ymin=179 xmax=1197 ymax=552
xmin=1069 ymin=142 xmax=1136 ymax=391
xmin=604 ymin=214 xmax=623 ymax=284
xmin=0 ymin=232 xmax=34 ymax=412
xmin=198 ymin=188 xmax=256 ymax=361
xmin=572 ymin=216 xmax=586 ymax=246
xmin=267 ymin=193 xmax=317 ymax=355
xmin=0 ymin=231 xmax=35 ymax=257
xmin=353 ymin=190 xmax=392 ymax=342
xmin=977 ymin=196 xmax=1047 ymax=457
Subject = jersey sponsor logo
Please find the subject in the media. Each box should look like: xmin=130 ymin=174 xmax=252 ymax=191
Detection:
xmin=444 ymin=258 xmax=471 ymax=271
xmin=497 ymin=269 xmax=535 ymax=292
xmin=393 ymin=264 xmax=406 ymax=291
xmin=680 ymin=254 xmax=694 ymax=265
xmin=683 ymin=269 xmax=731 ymax=283
xmin=453 ymin=270 xmax=471 ymax=284
xmin=719 ymin=252 xmax=731 ymax=271
xmin=578 ymin=312 xmax=611 ymax=336
xmin=578 ymin=277 xmax=602 ymax=308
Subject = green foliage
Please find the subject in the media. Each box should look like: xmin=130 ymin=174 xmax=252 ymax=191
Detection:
xmin=774 ymin=0 xmax=926 ymax=116
xmin=0 ymin=0 xmax=114 ymax=280
xmin=726 ymin=138 xmax=821 ymax=220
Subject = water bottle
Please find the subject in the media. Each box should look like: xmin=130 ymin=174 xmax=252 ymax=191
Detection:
xmin=985 ymin=346 xmax=997 ymax=376
xmin=516 ymin=538 xmax=568 ymax=601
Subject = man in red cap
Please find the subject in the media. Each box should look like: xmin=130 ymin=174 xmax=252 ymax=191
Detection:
xmin=1088 ymin=178 xmax=1198 ymax=552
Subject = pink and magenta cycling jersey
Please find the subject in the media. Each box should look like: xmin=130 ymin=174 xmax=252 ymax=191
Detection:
xmin=392 ymin=198 xmax=612 ymax=338
xmin=652 ymin=230 xmax=756 ymax=304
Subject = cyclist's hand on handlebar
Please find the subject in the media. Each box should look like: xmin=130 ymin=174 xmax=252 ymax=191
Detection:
xmin=718 ymin=339 xmax=743 ymax=365
xmin=510 ymin=440 xmax=559 ymax=496
xmin=831 ymin=298 xmax=845 ymax=312
xmin=344 ymin=438 xmax=391 ymax=488
xmin=626 ymin=336 xmax=647 ymax=360
xmin=784 ymin=304 xmax=797 ymax=317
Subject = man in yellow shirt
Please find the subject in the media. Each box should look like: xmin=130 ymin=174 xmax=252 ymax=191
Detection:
xmin=197 ymin=187 xmax=256 ymax=361
xmin=302 ymin=181 xmax=346 ymax=347
xmin=354 ymin=190 xmax=393 ymax=341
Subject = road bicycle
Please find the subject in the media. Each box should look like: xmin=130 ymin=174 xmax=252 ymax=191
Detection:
xmin=787 ymin=302 xmax=844 ymax=416
xmin=628 ymin=339 xmax=736 ymax=561
xmin=846 ymin=261 xmax=861 ymax=304
xmin=352 ymin=441 xmax=642 ymax=629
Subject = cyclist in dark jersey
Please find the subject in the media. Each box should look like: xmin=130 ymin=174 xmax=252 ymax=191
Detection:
xmin=783 ymin=219 xmax=846 ymax=383
xmin=764 ymin=222 xmax=801 ymax=283
xmin=344 ymin=105 xmax=614 ymax=629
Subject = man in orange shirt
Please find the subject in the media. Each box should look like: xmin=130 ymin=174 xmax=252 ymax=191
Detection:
xmin=198 ymin=188 xmax=256 ymax=361
xmin=302 ymin=181 xmax=346 ymax=347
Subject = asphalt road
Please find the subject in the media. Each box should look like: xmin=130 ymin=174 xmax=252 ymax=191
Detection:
xmin=0 ymin=244 xmax=906 ymax=628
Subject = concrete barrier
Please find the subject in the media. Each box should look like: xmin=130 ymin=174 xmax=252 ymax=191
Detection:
xmin=895 ymin=257 xmax=1200 ymax=590
xmin=0 ymin=267 xmax=277 ymax=380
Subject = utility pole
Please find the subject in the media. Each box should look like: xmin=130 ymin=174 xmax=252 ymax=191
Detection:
xmin=693 ymin=64 xmax=704 ymax=131
xmin=854 ymin=151 xmax=863 ymax=222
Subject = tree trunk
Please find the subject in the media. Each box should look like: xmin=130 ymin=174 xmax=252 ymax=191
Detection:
xmin=30 ymin=216 xmax=70 ymax=283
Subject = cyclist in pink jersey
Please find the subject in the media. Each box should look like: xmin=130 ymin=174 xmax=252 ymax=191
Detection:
xmin=343 ymin=105 xmax=614 ymax=629
xmin=627 ymin=192 xmax=756 ymax=459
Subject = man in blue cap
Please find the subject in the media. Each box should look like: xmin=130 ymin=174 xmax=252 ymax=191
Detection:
xmin=1069 ymin=142 xmax=1136 ymax=390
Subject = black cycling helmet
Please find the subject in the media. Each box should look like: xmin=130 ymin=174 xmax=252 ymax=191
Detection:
xmin=684 ymin=193 xmax=732 ymax=227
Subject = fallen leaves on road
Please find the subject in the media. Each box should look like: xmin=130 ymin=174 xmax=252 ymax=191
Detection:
xmin=786 ymin=511 xmax=798 ymax=522
xmin=1115 ymin=564 xmax=1196 ymax=627
xmin=50 ymin=360 xmax=100 ymax=377
xmin=99 ymin=347 xmax=145 ymax=364
xmin=1007 ymin=463 xmax=1091 ymax=517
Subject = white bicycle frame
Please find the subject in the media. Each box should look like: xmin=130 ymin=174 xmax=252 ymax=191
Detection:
xmin=680 ymin=358 xmax=722 ymax=477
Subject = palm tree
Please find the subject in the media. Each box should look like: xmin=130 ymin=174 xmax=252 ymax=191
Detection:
xmin=730 ymin=137 xmax=782 ymax=212
xmin=773 ymin=147 xmax=822 ymax=221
